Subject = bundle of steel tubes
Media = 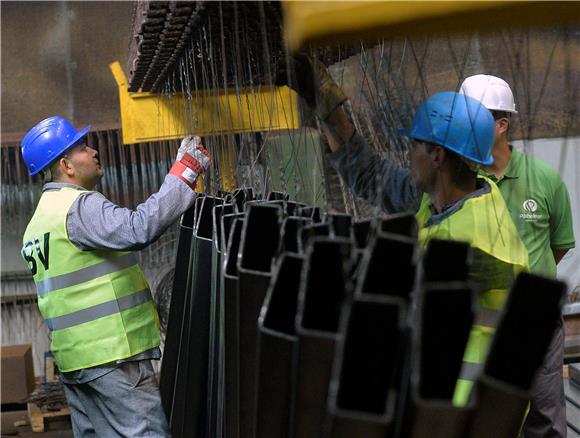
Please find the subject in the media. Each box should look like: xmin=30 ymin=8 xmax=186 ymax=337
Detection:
xmin=159 ymin=190 xmax=566 ymax=438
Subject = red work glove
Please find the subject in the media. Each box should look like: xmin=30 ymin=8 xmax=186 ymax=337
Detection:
xmin=169 ymin=135 xmax=211 ymax=190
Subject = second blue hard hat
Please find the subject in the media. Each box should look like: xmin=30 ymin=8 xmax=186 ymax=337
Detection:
xmin=400 ymin=91 xmax=495 ymax=166
xmin=21 ymin=116 xmax=91 ymax=176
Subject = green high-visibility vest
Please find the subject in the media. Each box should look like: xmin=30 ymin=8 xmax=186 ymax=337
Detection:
xmin=416 ymin=176 xmax=529 ymax=406
xmin=22 ymin=188 xmax=160 ymax=372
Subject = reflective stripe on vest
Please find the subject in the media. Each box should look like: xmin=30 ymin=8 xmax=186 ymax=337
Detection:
xmin=475 ymin=306 xmax=501 ymax=329
xmin=459 ymin=361 xmax=483 ymax=382
xmin=22 ymin=188 xmax=160 ymax=372
xmin=36 ymin=253 xmax=137 ymax=296
xmin=45 ymin=287 xmax=151 ymax=331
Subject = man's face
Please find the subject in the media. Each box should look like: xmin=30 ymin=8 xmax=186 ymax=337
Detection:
xmin=408 ymin=140 xmax=436 ymax=192
xmin=64 ymin=142 xmax=103 ymax=189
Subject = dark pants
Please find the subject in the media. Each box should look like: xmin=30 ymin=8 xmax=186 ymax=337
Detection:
xmin=523 ymin=317 xmax=567 ymax=438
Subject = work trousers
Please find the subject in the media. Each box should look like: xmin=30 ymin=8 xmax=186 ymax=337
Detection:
xmin=62 ymin=360 xmax=170 ymax=438
xmin=522 ymin=317 xmax=567 ymax=438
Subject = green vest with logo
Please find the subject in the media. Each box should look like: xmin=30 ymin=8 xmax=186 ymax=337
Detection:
xmin=22 ymin=188 xmax=160 ymax=372
xmin=416 ymin=177 xmax=529 ymax=406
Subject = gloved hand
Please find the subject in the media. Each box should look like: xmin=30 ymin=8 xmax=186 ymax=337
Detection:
xmin=169 ymin=135 xmax=211 ymax=190
xmin=275 ymin=54 xmax=347 ymax=120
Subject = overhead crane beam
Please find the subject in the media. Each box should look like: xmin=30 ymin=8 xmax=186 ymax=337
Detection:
xmin=283 ymin=1 xmax=580 ymax=52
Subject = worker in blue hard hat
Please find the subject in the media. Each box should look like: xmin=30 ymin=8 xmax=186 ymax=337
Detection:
xmin=461 ymin=74 xmax=574 ymax=438
xmin=21 ymin=115 xmax=210 ymax=437
xmin=277 ymin=56 xmax=529 ymax=406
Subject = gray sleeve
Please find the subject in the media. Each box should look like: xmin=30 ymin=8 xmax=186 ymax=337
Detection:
xmin=67 ymin=174 xmax=197 ymax=251
xmin=326 ymin=132 xmax=422 ymax=213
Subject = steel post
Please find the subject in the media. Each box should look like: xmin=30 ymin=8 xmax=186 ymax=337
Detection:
xmin=293 ymin=237 xmax=353 ymax=438
xmin=256 ymin=254 xmax=304 ymax=438
xmin=237 ymin=204 xmax=283 ymax=438
xmin=326 ymin=296 xmax=406 ymax=438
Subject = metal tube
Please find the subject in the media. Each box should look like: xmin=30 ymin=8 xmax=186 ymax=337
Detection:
xmin=207 ymin=202 xmax=232 ymax=437
xmin=299 ymin=223 xmax=331 ymax=254
xmin=328 ymin=213 xmax=352 ymax=239
xmin=159 ymin=205 xmax=196 ymax=417
xmin=223 ymin=218 xmax=246 ymax=438
xmin=281 ymin=216 xmax=312 ymax=254
xmin=404 ymin=282 xmax=476 ymax=438
xmin=256 ymin=254 xmax=304 ymax=438
xmin=467 ymin=272 xmax=567 ymax=438
xmin=379 ymin=212 xmax=418 ymax=238
xmin=352 ymin=219 xmax=372 ymax=250
xmin=326 ymin=296 xmax=407 ymax=438
xmin=355 ymin=232 xmax=417 ymax=300
xmin=171 ymin=196 xmax=220 ymax=438
xmin=293 ymin=237 xmax=353 ymax=438
xmin=237 ymin=204 xmax=283 ymax=438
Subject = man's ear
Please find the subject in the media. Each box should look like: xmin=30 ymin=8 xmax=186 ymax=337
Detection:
xmin=431 ymin=145 xmax=446 ymax=168
xmin=59 ymin=156 xmax=74 ymax=177
xmin=496 ymin=117 xmax=509 ymax=136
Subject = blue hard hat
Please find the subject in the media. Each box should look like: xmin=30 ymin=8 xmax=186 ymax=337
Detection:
xmin=399 ymin=91 xmax=495 ymax=165
xmin=21 ymin=116 xmax=91 ymax=176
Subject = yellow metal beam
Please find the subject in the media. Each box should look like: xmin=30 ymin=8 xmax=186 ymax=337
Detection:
xmin=110 ymin=62 xmax=300 ymax=145
xmin=283 ymin=1 xmax=580 ymax=52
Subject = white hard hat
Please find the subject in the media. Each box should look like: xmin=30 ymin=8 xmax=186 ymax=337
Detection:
xmin=459 ymin=74 xmax=518 ymax=114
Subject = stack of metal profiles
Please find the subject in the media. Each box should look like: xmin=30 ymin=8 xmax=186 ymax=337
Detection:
xmin=127 ymin=1 xmax=200 ymax=92
xmin=126 ymin=1 xmax=287 ymax=93
xmin=126 ymin=1 xmax=362 ymax=94
xmin=158 ymin=190 xmax=569 ymax=438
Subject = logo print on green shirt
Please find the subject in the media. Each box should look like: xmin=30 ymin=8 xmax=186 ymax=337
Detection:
xmin=523 ymin=199 xmax=538 ymax=212
xmin=519 ymin=198 xmax=543 ymax=221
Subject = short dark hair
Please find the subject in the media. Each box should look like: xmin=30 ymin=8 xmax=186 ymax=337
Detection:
xmin=491 ymin=110 xmax=511 ymax=133
xmin=41 ymin=157 xmax=64 ymax=183
xmin=490 ymin=110 xmax=510 ymax=120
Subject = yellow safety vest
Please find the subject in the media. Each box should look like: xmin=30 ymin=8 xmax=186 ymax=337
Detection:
xmin=22 ymin=188 xmax=160 ymax=372
xmin=416 ymin=176 xmax=529 ymax=406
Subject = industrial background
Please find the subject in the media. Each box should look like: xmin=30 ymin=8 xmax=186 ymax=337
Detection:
xmin=1 ymin=1 xmax=579 ymax=437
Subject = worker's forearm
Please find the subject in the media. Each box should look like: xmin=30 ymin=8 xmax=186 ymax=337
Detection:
xmin=326 ymin=131 xmax=421 ymax=213
xmin=67 ymin=174 xmax=197 ymax=251
xmin=321 ymin=105 xmax=356 ymax=152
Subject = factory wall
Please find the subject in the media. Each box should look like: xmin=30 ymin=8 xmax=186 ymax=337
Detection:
xmin=1 ymin=1 xmax=133 ymax=137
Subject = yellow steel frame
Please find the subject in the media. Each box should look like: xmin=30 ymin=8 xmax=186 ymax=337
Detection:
xmin=283 ymin=1 xmax=580 ymax=52
xmin=109 ymin=62 xmax=300 ymax=145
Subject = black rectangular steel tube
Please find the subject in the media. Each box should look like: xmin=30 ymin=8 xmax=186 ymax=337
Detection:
xmin=293 ymin=237 xmax=352 ymax=438
xmin=256 ymin=254 xmax=304 ymax=438
xmin=281 ymin=216 xmax=311 ymax=254
xmin=380 ymin=212 xmax=418 ymax=238
xmin=237 ymin=204 xmax=283 ymax=438
xmin=404 ymin=282 xmax=475 ymax=438
xmin=467 ymin=376 xmax=528 ymax=438
xmin=328 ymin=213 xmax=352 ymax=239
xmin=355 ymin=232 xmax=417 ymax=300
xmin=327 ymin=297 xmax=406 ymax=438
xmin=223 ymin=218 xmax=245 ymax=438
xmin=467 ymin=273 xmax=567 ymax=438
xmin=159 ymin=205 xmax=196 ymax=417
xmin=352 ymin=219 xmax=372 ymax=249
